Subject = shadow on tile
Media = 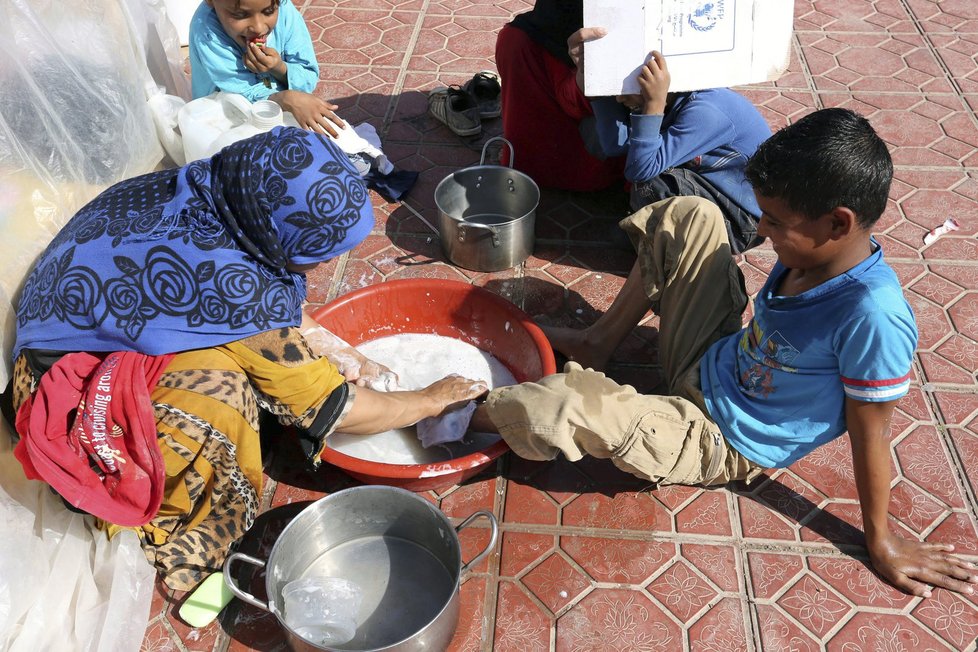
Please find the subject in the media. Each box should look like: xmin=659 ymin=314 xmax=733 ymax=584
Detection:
xmin=732 ymin=474 xmax=868 ymax=552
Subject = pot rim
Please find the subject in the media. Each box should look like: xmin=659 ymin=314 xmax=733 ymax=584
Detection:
xmin=266 ymin=486 xmax=465 ymax=651
xmin=433 ymin=164 xmax=540 ymax=206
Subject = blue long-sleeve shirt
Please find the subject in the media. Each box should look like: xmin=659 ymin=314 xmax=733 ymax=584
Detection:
xmin=189 ymin=0 xmax=320 ymax=101
xmin=591 ymin=89 xmax=771 ymax=218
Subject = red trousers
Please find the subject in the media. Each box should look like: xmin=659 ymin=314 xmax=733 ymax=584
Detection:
xmin=495 ymin=24 xmax=625 ymax=192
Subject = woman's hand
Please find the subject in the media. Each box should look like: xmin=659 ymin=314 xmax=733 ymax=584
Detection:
xmin=243 ymin=43 xmax=286 ymax=82
xmin=637 ymin=51 xmax=670 ymax=115
xmin=335 ymin=375 xmax=488 ymax=435
xmin=301 ymin=322 xmax=399 ymax=390
xmin=271 ymin=89 xmax=346 ymax=137
xmin=567 ymin=27 xmax=608 ymax=93
xmin=419 ymin=375 xmax=489 ymax=417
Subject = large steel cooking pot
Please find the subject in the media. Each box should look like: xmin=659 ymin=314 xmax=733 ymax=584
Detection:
xmin=224 ymin=486 xmax=498 ymax=652
xmin=434 ymin=137 xmax=540 ymax=272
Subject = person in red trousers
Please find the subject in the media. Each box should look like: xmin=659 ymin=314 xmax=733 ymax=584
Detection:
xmin=495 ymin=0 xmax=625 ymax=191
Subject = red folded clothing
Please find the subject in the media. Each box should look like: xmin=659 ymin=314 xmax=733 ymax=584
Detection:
xmin=14 ymin=351 xmax=174 ymax=526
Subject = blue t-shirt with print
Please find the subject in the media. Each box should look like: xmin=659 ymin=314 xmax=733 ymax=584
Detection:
xmin=701 ymin=242 xmax=917 ymax=468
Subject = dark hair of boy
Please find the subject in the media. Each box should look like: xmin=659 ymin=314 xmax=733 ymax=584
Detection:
xmin=745 ymin=108 xmax=892 ymax=229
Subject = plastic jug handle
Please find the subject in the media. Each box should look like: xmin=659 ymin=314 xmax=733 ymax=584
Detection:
xmin=220 ymin=93 xmax=254 ymax=123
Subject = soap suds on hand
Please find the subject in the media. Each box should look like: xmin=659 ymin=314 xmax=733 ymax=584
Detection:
xmin=327 ymin=333 xmax=515 ymax=465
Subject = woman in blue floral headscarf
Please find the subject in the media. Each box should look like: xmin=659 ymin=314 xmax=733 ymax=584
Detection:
xmin=10 ymin=127 xmax=485 ymax=589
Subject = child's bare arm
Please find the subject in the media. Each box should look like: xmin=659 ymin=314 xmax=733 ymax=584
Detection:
xmin=270 ymin=90 xmax=345 ymax=137
xmin=847 ymin=396 xmax=977 ymax=597
xmin=636 ymin=51 xmax=670 ymax=115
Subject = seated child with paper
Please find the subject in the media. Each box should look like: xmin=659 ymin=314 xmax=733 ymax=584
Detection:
xmin=570 ymin=28 xmax=772 ymax=253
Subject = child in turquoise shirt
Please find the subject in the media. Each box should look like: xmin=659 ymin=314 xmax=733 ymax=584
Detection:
xmin=190 ymin=0 xmax=344 ymax=137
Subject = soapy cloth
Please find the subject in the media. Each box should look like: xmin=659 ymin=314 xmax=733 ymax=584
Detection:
xmin=332 ymin=121 xmax=419 ymax=202
xmin=417 ymin=400 xmax=477 ymax=448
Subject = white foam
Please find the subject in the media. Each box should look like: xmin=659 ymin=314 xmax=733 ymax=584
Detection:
xmin=327 ymin=334 xmax=515 ymax=465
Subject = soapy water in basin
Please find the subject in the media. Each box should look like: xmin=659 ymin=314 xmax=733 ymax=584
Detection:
xmin=327 ymin=333 xmax=515 ymax=465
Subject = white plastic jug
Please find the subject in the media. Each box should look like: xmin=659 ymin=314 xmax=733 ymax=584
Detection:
xmin=178 ymin=92 xmax=298 ymax=163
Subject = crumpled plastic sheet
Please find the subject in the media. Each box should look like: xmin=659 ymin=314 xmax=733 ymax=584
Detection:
xmin=0 ymin=422 xmax=155 ymax=652
xmin=0 ymin=0 xmax=188 ymax=390
xmin=0 ymin=1 xmax=189 ymax=650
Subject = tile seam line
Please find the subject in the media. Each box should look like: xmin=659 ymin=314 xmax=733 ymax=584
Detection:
xmin=893 ymin=0 xmax=966 ymax=97
xmin=382 ymin=0 xmax=432 ymax=134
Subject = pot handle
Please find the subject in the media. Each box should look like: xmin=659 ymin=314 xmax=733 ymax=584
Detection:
xmin=457 ymin=221 xmax=501 ymax=247
xmin=480 ymin=136 xmax=515 ymax=168
xmin=223 ymin=552 xmax=272 ymax=612
xmin=456 ymin=510 xmax=499 ymax=574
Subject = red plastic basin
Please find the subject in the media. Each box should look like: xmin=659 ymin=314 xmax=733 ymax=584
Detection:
xmin=310 ymin=278 xmax=556 ymax=491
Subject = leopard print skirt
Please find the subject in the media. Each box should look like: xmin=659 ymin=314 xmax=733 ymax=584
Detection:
xmin=12 ymin=327 xmax=347 ymax=591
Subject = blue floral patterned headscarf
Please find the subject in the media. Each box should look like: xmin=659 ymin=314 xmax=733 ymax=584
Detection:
xmin=14 ymin=127 xmax=373 ymax=357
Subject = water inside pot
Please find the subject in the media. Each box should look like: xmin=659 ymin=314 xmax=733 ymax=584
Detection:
xmin=459 ymin=212 xmax=518 ymax=225
xmin=295 ymin=535 xmax=456 ymax=650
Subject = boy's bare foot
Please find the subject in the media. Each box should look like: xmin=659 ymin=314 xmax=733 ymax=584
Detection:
xmin=540 ymin=324 xmax=615 ymax=371
xmin=470 ymin=403 xmax=497 ymax=433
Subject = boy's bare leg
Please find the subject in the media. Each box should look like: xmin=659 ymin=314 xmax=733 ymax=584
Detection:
xmin=542 ymin=261 xmax=652 ymax=371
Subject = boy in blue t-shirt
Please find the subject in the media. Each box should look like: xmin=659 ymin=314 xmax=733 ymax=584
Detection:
xmin=189 ymin=0 xmax=344 ymax=137
xmin=473 ymin=108 xmax=978 ymax=598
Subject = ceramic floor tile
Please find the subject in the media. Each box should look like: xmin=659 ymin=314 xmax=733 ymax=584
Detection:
xmin=499 ymin=532 xmax=555 ymax=578
xmin=895 ymin=423 xmax=967 ymax=509
xmin=819 ymin=92 xmax=978 ymax=167
xmin=646 ymin=559 xmax=720 ymax=623
xmin=408 ymin=15 xmax=502 ymax=74
xmin=140 ymin=618 xmax=177 ymax=652
xmin=425 ymin=0 xmax=532 ymax=19
xmin=555 ymin=588 xmax=682 ymax=650
xmin=905 ymin=0 xmax=978 ymax=33
xmin=446 ymin=576 xmax=489 ymax=652
xmin=891 ymin=170 xmax=978 ymax=234
xmin=830 ymin=611 xmax=959 ymax=649
xmin=930 ymin=32 xmax=978 ymax=93
xmin=687 ymin=597 xmax=751 ymax=651
xmin=492 ymin=581 xmax=552 ymax=651
xmin=793 ymin=0 xmax=918 ymax=33
xmin=561 ymin=491 xmax=672 ymax=533
xmin=949 ymin=427 xmax=978 ymax=500
xmin=673 ymin=491 xmax=734 ymax=537
xmin=934 ymin=391 xmax=978 ymax=425
xmin=305 ymin=6 xmax=419 ymax=69
xmin=920 ymin=349 xmax=977 ymax=387
xmin=502 ymin=480 xmax=561 ymax=526
xmin=800 ymin=32 xmax=954 ymax=93
xmin=755 ymin=603 xmax=821 ymax=651
xmin=520 ymin=553 xmax=591 ymax=614
xmin=949 ymin=292 xmax=978 ymax=341
xmin=560 ymin=535 xmax=673 ymax=585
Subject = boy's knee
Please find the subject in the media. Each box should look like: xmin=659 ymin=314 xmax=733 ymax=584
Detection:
xmin=655 ymin=196 xmax=729 ymax=244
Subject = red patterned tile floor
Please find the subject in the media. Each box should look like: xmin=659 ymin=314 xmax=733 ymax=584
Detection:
xmin=143 ymin=0 xmax=978 ymax=649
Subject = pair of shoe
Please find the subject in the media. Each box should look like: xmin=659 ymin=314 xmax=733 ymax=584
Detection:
xmin=427 ymin=71 xmax=501 ymax=137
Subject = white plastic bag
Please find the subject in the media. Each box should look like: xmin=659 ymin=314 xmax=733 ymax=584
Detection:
xmin=0 ymin=1 xmax=185 ymax=649
xmin=0 ymin=0 xmax=184 ymax=390
xmin=0 ymin=423 xmax=155 ymax=652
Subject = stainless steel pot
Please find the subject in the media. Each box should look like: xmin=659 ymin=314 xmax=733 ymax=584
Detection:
xmin=434 ymin=137 xmax=540 ymax=272
xmin=224 ymin=486 xmax=497 ymax=652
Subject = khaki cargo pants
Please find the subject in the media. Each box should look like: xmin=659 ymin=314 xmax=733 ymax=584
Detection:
xmin=485 ymin=197 xmax=765 ymax=486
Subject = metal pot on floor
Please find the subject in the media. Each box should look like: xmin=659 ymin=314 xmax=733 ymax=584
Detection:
xmin=434 ymin=137 xmax=540 ymax=272
xmin=224 ymin=485 xmax=498 ymax=652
